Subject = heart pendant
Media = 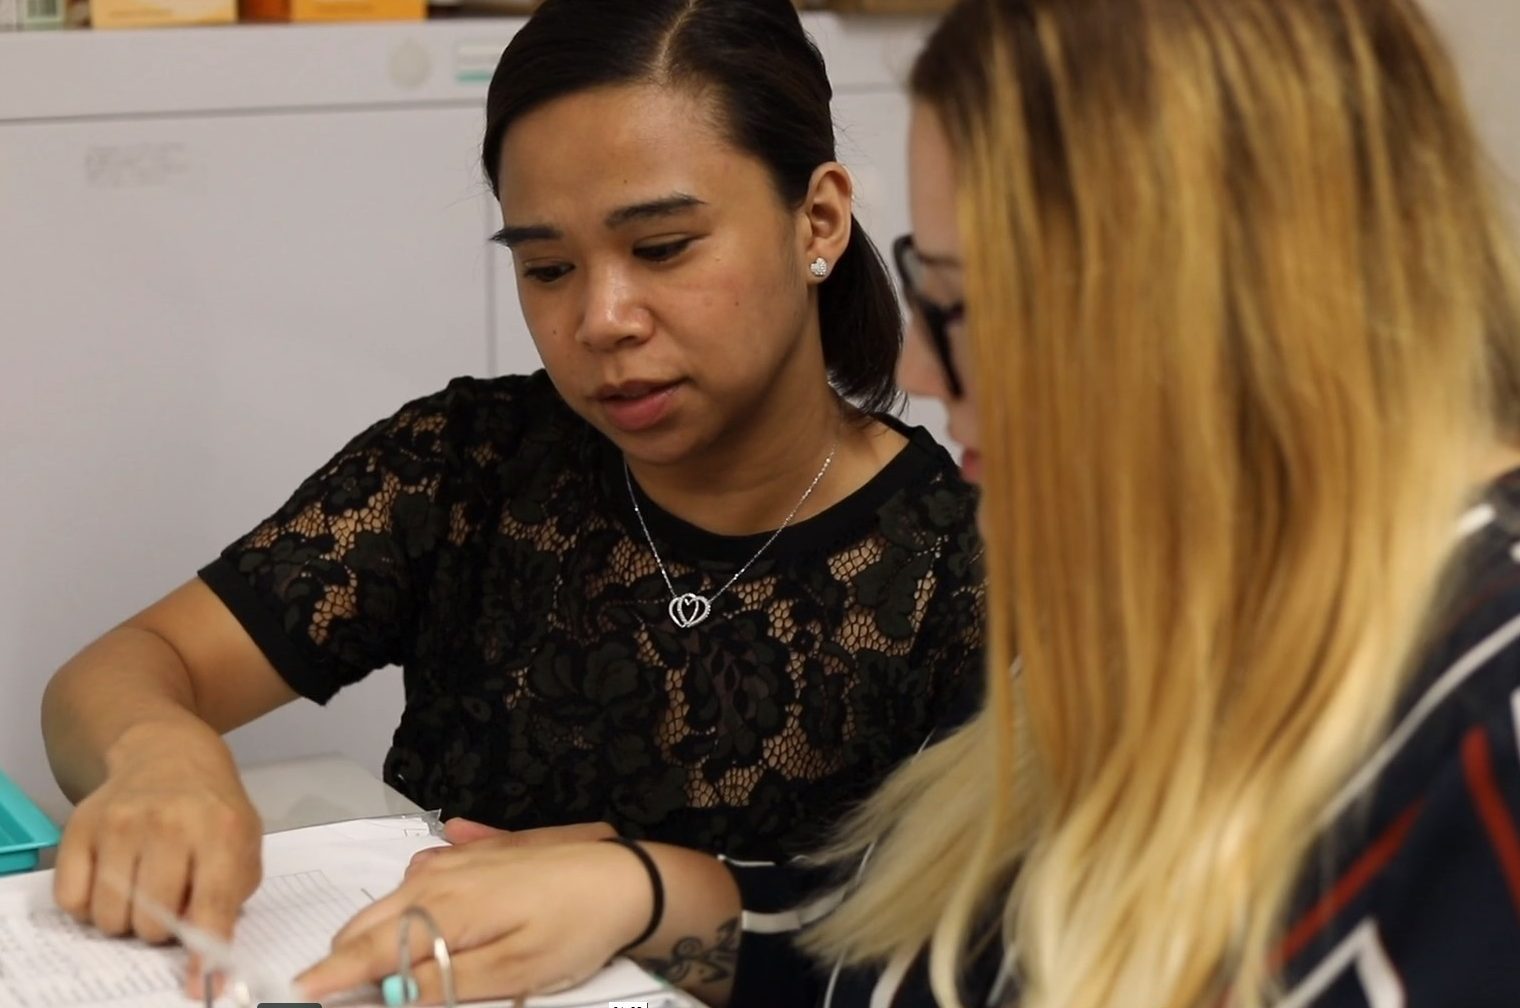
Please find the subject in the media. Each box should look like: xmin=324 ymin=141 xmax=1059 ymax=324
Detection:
xmin=669 ymin=593 xmax=713 ymax=628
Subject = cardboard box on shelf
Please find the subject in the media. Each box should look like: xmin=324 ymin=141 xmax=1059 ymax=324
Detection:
xmin=242 ymin=0 xmax=422 ymax=21
xmin=91 ymin=0 xmax=233 ymax=28
xmin=425 ymin=0 xmax=534 ymax=13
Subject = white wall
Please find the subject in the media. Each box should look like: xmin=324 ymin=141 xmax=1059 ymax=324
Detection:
xmin=1427 ymin=0 xmax=1520 ymax=213
xmin=0 ymin=15 xmax=933 ymax=824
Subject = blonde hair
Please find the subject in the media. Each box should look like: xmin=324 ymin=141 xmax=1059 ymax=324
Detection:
xmin=809 ymin=1 xmax=1519 ymax=1006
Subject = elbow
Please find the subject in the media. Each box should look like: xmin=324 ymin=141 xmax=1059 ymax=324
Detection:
xmin=40 ymin=671 xmax=88 ymax=803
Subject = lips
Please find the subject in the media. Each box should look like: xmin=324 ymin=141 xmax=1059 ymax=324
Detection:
xmin=596 ymin=379 xmax=676 ymax=400
xmin=596 ymin=379 xmax=683 ymax=433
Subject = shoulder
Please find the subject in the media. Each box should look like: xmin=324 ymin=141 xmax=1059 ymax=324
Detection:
xmin=875 ymin=423 xmax=985 ymax=589
xmin=873 ymin=420 xmax=982 ymax=538
xmin=1278 ymin=478 xmax=1520 ymax=1003
xmin=389 ymin=370 xmax=576 ymax=439
xmin=362 ymin=371 xmax=589 ymax=468
xmin=1391 ymin=479 xmax=1520 ymax=775
xmin=795 ymin=417 xmax=979 ymax=562
xmin=1345 ymin=476 xmax=1520 ymax=825
xmin=861 ymin=423 xmax=986 ymax=672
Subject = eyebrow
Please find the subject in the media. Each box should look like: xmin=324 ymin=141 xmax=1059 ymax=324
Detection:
xmin=604 ymin=193 xmax=706 ymax=229
xmin=491 ymin=224 xmax=560 ymax=248
xmin=491 ymin=193 xmax=707 ymax=249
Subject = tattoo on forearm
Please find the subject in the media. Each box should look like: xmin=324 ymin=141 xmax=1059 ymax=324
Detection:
xmin=634 ymin=917 xmax=740 ymax=985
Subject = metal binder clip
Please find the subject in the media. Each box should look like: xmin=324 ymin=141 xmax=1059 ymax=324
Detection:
xmin=393 ymin=905 xmax=458 ymax=1007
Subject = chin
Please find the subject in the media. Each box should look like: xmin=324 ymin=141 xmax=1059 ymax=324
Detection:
xmin=602 ymin=424 xmax=703 ymax=468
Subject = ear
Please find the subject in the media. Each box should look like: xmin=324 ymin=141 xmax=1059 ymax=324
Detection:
xmin=797 ymin=162 xmax=854 ymax=281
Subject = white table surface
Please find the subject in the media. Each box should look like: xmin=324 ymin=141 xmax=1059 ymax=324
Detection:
xmin=241 ymin=751 xmax=423 ymax=834
xmin=32 ymin=753 xmax=420 ymax=869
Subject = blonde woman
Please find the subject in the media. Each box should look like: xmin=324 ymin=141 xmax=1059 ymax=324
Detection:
xmin=800 ymin=0 xmax=1520 ymax=1005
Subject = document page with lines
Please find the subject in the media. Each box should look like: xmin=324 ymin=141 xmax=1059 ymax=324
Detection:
xmin=0 ymin=817 xmax=694 ymax=1008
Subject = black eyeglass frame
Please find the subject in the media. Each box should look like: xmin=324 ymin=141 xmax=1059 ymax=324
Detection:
xmin=893 ymin=234 xmax=966 ymax=399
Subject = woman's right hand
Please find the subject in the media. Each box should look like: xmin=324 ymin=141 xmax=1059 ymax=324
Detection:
xmin=52 ymin=718 xmax=263 ymax=991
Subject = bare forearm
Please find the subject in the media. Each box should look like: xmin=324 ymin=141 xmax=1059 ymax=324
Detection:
xmin=42 ymin=626 xmax=223 ymax=801
xmin=629 ymin=843 xmax=743 ymax=1008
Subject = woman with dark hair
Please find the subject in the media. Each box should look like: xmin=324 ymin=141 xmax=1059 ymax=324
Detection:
xmin=40 ymin=1 xmax=983 ymax=1005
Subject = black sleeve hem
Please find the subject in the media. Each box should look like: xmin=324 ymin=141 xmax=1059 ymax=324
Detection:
xmin=197 ymin=556 xmax=343 ymax=705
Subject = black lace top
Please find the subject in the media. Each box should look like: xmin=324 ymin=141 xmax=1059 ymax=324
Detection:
xmin=199 ymin=372 xmax=985 ymax=862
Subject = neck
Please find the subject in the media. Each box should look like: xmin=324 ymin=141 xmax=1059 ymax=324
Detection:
xmin=628 ymin=375 xmax=846 ymax=537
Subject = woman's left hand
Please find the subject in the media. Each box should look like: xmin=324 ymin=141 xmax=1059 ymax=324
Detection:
xmin=294 ymin=839 xmax=651 ymax=1004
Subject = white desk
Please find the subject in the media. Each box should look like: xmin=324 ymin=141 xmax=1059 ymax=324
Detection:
xmin=242 ymin=752 xmax=422 ymax=834
xmin=32 ymin=753 xmax=418 ymax=871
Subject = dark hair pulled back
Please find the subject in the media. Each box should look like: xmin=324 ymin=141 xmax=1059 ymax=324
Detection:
xmin=483 ymin=0 xmax=903 ymax=413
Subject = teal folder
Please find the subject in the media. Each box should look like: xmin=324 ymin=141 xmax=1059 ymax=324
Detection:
xmin=0 ymin=769 xmax=60 ymax=875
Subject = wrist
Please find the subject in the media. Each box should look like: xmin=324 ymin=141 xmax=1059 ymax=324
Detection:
xmin=600 ymin=836 xmax=665 ymax=955
xmin=105 ymin=715 xmax=233 ymax=778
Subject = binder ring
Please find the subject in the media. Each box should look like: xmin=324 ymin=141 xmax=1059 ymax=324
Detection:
xmin=396 ymin=905 xmax=458 ymax=1007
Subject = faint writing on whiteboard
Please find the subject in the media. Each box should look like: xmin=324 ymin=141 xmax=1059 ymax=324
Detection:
xmin=83 ymin=143 xmax=192 ymax=189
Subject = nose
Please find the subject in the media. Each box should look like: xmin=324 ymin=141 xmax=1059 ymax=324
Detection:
xmin=897 ymin=312 xmax=952 ymax=403
xmin=577 ymin=264 xmax=654 ymax=352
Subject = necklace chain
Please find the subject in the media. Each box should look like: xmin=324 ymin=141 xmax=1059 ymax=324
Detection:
xmin=625 ymin=441 xmax=839 ymax=628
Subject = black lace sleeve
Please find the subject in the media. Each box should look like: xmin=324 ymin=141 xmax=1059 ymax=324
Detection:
xmin=919 ymin=523 xmax=988 ymax=734
xmin=199 ymin=387 xmax=464 ymax=703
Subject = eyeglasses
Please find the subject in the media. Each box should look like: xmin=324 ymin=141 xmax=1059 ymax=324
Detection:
xmin=893 ymin=234 xmax=966 ymax=399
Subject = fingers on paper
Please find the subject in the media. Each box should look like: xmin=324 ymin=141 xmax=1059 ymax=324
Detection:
xmin=440 ymin=818 xmax=508 ymax=844
xmin=88 ymin=831 xmax=140 ymax=937
xmin=184 ymin=837 xmax=259 ymax=944
xmin=300 ymin=904 xmax=466 ymax=999
xmin=131 ymin=839 xmax=192 ymax=944
xmin=400 ymin=941 xmax=576 ymax=1006
xmin=52 ymin=812 xmax=96 ymax=922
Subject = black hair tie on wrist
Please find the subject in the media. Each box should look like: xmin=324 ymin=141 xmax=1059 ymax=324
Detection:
xmin=601 ymin=836 xmax=665 ymax=955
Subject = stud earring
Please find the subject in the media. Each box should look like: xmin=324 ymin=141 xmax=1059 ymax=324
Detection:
xmin=809 ymin=257 xmax=830 ymax=279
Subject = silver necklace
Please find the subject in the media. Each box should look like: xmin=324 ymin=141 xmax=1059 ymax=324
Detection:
xmin=625 ymin=442 xmax=839 ymax=629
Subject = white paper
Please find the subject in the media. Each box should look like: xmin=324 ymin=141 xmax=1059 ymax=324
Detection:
xmin=0 ymin=816 xmax=698 ymax=1008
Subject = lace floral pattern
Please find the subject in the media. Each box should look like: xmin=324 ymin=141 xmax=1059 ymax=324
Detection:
xmin=203 ymin=372 xmax=985 ymax=860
